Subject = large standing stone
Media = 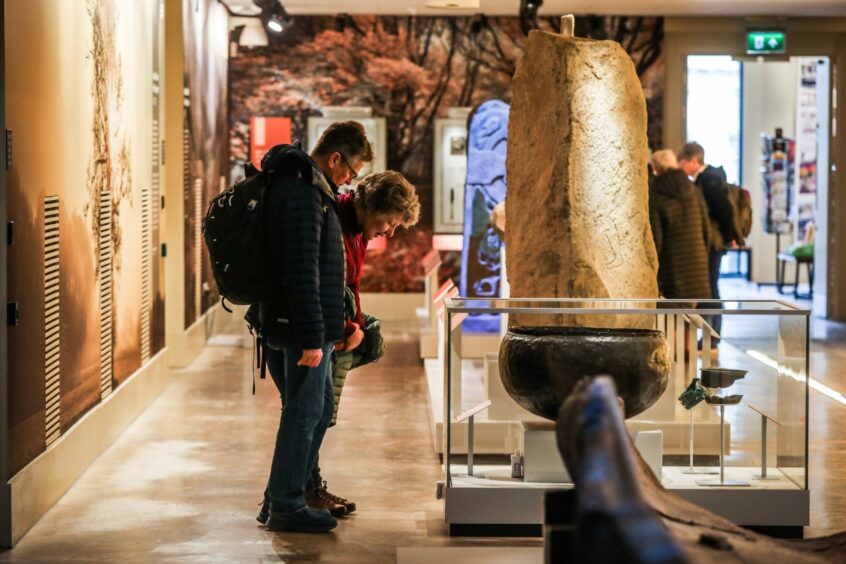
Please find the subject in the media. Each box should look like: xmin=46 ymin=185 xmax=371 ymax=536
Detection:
xmin=505 ymin=30 xmax=658 ymax=328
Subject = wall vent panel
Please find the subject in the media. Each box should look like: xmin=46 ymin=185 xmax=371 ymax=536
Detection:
xmin=194 ymin=177 xmax=202 ymax=317
xmin=98 ymin=190 xmax=113 ymax=399
xmin=44 ymin=196 xmax=61 ymax=446
xmin=141 ymin=185 xmax=151 ymax=364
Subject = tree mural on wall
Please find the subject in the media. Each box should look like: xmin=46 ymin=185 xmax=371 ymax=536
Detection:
xmin=229 ymin=15 xmax=665 ymax=292
xmin=85 ymin=0 xmax=133 ymax=278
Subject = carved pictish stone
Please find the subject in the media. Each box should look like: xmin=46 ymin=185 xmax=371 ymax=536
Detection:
xmin=505 ymin=30 xmax=659 ymax=329
xmin=460 ymin=100 xmax=509 ymax=332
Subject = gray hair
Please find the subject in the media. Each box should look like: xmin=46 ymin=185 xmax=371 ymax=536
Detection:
xmin=651 ymin=149 xmax=678 ymax=174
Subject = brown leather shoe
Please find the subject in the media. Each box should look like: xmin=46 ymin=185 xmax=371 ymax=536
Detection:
xmin=305 ymin=487 xmax=346 ymax=517
xmin=318 ymin=481 xmax=356 ymax=514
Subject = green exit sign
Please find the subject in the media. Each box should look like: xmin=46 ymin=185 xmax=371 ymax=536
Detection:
xmin=747 ymin=31 xmax=786 ymax=54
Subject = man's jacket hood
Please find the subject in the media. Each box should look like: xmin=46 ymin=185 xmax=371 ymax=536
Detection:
xmin=260 ymin=143 xmax=336 ymax=201
xmin=702 ymin=164 xmax=728 ymax=183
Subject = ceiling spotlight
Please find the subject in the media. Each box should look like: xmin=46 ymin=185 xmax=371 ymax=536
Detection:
xmin=254 ymin=0 xmax=292 ymax=35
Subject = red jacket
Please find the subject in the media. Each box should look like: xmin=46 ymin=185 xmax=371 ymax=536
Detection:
xmin=337 ymin=193 xmax=368 ymax=339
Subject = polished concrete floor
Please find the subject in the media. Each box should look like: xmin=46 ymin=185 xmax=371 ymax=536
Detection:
xmin=3 ymin=292 xmax=846 ymax=561
xmin=0 ymin=322 xmax=539 ymax=562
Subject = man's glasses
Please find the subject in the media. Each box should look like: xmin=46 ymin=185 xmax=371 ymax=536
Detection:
xmin=338 ymin=152 xmax=358 ymax=181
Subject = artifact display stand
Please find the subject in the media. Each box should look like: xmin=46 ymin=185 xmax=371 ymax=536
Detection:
xmin=441 ymin=298 xmax=810 ymax=537
xmin=697 ymin=367 xmax=750 ymax=487
xmin=749 ymin=404 xmax=782 ymax=481
xmin=681 ymin=406 xmax=718 ymax=475
xmin=456 ymin=400 xmax=492 ymax=477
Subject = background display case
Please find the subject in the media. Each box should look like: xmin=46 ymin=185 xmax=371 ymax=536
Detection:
xmin=433 ymin=108 xmax=471 ymax=233
xmin=308 ymin=107 xmax=386 ymax=186
xmin=437 ymin=298 xmax=809 ymax=536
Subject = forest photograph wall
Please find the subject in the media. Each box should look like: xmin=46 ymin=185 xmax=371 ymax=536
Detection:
xmin=183 ymin=0 xmax=229 ymax=328
xmin=229 ymin=14 xmax=665 ymax=292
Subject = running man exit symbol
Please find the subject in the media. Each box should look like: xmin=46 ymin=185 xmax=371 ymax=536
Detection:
xmin=747 ymin=31 xmax=785 ymax=55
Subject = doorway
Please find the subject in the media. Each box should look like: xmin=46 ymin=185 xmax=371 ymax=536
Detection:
xmin=685 ymin=54 xmax=832 ymax=317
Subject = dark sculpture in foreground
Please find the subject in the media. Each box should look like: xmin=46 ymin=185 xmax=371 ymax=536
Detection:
xmin=499 ymin=326 xmax=670 ymax=420
xmin=556 ymin=376 xmax=846 ymax=563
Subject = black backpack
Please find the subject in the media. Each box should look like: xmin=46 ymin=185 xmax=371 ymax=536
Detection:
xmin=203 ymin=143 xmax=314 ymax=309
xmin=203 ymin=164 xmax=272 ymax=308
xmin=726 ymin=183 xmax=752 ymax=244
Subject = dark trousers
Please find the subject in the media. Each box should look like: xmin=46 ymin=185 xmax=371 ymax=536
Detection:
xmin=708 ymin=249 xmax=725 ymax=339
xmin=264 ymin=344 xmax=334 ymax=513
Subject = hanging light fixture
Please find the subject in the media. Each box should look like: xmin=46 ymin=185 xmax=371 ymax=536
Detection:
xmin=519 ymin=0 xmax=543 ymax=35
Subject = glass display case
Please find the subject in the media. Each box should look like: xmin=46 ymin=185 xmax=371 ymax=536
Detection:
xmin=438 ymin=298 xmax=809 ymax=536
xmin=433 ymin=111 xmax=470 ymax=233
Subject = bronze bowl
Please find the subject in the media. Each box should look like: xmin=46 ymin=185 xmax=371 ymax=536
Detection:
xmin=499 ymin=326 xmax=671 ymax=420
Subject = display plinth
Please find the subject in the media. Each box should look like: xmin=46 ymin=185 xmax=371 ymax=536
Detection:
xmin=444 ymin=464 xmax=807 ymax=535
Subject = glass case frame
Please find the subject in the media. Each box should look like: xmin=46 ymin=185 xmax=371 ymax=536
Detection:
xmin=441 ymin=297 xmax=810 ymax=493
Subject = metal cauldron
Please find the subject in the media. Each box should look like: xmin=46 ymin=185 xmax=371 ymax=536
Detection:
xmin=499 ymin=326 xmax=670 ymax=420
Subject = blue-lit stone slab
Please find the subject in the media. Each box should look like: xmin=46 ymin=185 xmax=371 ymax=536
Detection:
xmin=460 ymin=100 xmax=509 ymax=333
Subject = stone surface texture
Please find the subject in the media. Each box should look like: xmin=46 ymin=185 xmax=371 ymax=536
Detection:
xmin=505 ymin=30 xmax=658 ymax=328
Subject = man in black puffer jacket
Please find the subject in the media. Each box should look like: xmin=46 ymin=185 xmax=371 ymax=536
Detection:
xmin=677 ymin=142 xmax=738 ymax=341
xmin=250 ymin=122 xmax=373 ymax=533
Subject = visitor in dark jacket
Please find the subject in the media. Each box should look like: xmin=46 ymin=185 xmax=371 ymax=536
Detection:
xmin=677 ymin=142 xmax=737 ymax=339
xmin=252 ymin=121 xmax=373 ymax=534
xmin=304 ymin=171 xmax=421 ymax=517
xmin=649 ymin=149 xmax=711 ymax=302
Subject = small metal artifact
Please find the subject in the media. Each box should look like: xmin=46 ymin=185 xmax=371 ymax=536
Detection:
xmin=678 ymin=377 xmax=710 ymax=410
xmin=700 ymin=367 xmax=747 ymax=388
xmin=704 ymin=394 xmax=743 ymax=405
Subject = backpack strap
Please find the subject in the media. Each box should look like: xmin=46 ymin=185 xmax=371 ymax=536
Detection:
xmin=249 ymin=334 xmax=268 ymax=397
xmin=251 ymin=333 xmax=258 ymax=395
xmin=259 ymin=337 xmax=267 ymax=380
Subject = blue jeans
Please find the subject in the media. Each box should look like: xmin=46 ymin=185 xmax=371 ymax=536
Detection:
xmin=708 ymin=249 xmax=725 ymax=339
xmin=264 ymin=344 xmax=334 ymax=514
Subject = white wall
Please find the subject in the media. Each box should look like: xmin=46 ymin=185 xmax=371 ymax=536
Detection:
xmin=741 ymin=59 xmax=798 ymax=284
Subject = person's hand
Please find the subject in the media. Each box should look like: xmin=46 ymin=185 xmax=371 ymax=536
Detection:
xmin=345 ymin=325 xmax=365 ymax=351
xmin=297 ymin=348 xmax=323 ymax=367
